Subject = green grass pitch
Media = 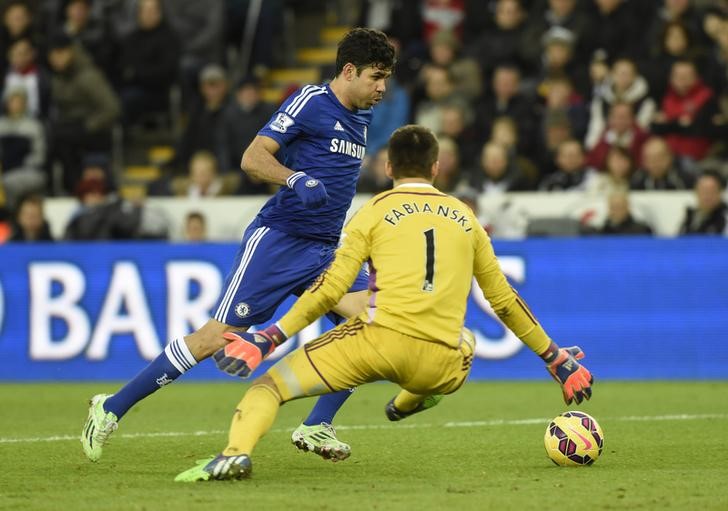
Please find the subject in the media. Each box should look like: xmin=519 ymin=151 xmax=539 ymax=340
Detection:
xmin=1 ymin=381 xmax=727 ymax=510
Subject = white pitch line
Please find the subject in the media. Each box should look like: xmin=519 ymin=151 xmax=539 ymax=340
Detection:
xmin=2 ymin=413 xmax=727 ymax=445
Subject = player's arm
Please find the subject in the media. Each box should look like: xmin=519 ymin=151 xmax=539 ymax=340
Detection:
xmin=240 ymin=135 xmax=291 ymax=186
xmin=472 ymin=223 xmax=593 ymax=404
xmin=214 ymin=207 xmax=373 ymax=378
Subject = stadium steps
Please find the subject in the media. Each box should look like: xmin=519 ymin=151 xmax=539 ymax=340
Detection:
xmin=320 ymin=26 xmax=350 ymax=45
xmin=259 ymin=25 xmax=349 ymax=104
xmin=296 ymin=47 xmax=337 ymax=66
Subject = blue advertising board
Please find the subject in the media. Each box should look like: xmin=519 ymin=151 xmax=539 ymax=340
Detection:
xmin=0 ymin=238 xmax=726 ymax=381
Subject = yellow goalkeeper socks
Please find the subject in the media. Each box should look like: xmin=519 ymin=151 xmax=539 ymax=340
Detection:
xmin=223 ymin=383 xmax=281 ymax=456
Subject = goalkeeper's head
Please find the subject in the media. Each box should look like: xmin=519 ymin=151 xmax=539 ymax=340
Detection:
xmin=386 ymin=125 xmax=440 ymax=184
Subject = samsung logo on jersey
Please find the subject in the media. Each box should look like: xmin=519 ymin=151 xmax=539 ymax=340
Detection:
xmin=329 ymin=138 xmax=365 ymax=159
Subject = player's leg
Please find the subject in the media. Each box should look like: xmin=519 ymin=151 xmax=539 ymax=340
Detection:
xmin=81 ymin=224 xmax=299 ymax=461
xmin=293 ymin=287 xmax=368 ymax=457
xmin=383 ymin=327 xmax=476 ymax=422
xmin=176 ymin=325 xmax=369 ymax=482
xmin=80 ymin=317 xmax=239 ymax=462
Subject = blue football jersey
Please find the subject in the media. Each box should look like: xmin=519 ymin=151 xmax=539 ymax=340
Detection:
xmin=256 ymin=84 xmax=372 ymax=244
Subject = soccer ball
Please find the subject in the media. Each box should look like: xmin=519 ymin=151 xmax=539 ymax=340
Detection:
xmin=544 ymin=411 xmax=604 ymax=466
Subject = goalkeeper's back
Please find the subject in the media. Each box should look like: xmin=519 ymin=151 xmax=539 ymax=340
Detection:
xmin=358 ymin=184 xmax=482 ymax=346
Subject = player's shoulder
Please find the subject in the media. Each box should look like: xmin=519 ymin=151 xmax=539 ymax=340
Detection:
xmin=280 ymin=84 xmax=329 ymax=118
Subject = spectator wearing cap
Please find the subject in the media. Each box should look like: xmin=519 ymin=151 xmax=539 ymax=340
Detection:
xmin=535 ymin=27 xmax=589 ymax=96
xmin=9 ymin=192 xmax=53 ymax=241
xmin=585 ymin=58 xmax=656 ymax=150
xmin=0 ymin=86 xmax=45 ymax=204
xmin=630 ymin=136 xmax=691 ymax=190
xmin=651 ymin=60 xmax=719 ymax=163
xmin=539 ymin=139 xmax=596 ymax=191
xmin=46 ymin=32 xmax=120 ymax=194
xmin=679 ymin=171 xmax=728 ymax=235
xmin=175 ymin=63 xmax=232 ymax=172
xmin=2 ymin=38 xmax=51 ymax=117
xmin=473 ymin=64 xmax=539 ymax=160
xmin=222 ymin=76 xmax=274 ymax=175
xmin=467 ymin=0 xmax=528 ymax=78
xmin=599 ymin=191 xmax=653 ymax=236
xmin=586 ymin=102 xmax=649 ymax=171
xmin=521 ymin=0 xmax=593 ymax=69
xmin=118 ymin=0 xmax=179 ymax=127
xmin=61 ymin=0 xmax=117 ymax=81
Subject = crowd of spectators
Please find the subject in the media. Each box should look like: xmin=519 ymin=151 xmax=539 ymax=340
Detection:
xmin=0 ymin=0 xmax=726 ymax=242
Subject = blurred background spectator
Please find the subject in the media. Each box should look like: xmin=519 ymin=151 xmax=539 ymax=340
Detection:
xmin=0 ymin=86 xmax=45 ymax=206
xmin=183 ymin=210 xmax=207 ymax=241
xmin=64 ymin=175 xmax=140 ymax=240
xmin=598 ymin=191 xmax=653 ymax=235
xmin=631 ymin=136 xmax=691 ymax=190
xmin=8 ymin=192 xmax=53 ymax=241
xmin=679 ymin=170 xmax=728 ymax=234
xmin=47 ymin=32 xmax=120 ymax=194
xmin=0 ymin=0 xmax=722 ymax=241
xmin=117 ymin=0 xmax=180 ymax=128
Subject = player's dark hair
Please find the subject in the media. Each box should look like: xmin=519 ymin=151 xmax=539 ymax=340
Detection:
xmin=388 ymin=125 xmax=439 ymax=179
xmin=335 ymin=28 xmax=395 ymax=76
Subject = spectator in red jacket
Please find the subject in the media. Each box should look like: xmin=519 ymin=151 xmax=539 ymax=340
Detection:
xmin=586 ymin=101 xmax=649 ymax=170
xmin=651 ymin=60 xmax=719 ymax=162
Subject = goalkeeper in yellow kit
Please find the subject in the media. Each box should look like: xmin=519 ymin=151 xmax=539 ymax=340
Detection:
xmin=175 ymin=125 xmax=594 ymax=482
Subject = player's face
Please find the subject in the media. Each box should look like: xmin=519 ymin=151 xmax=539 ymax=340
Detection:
xmin=351 ymin=66 xmax=391 ymax=109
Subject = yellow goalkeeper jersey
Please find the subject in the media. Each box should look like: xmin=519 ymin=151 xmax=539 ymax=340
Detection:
xmin=278 ymin=182 xmax=552 ymax=354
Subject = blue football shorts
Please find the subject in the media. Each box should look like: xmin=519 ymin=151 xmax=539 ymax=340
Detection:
xmin=213 ymin=219 xmax=369 ymax=327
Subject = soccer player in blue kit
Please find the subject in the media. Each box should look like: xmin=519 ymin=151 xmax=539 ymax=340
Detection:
xmin=81 ymin=28 xmax=396 ymax=463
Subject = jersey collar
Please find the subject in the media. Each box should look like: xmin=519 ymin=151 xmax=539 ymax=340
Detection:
xmin=394 ymin=183 xmax=436 ymax=189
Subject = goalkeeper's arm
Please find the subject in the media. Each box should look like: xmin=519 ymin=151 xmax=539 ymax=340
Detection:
xmin=473 ymin=226 xmax=593 ymax=404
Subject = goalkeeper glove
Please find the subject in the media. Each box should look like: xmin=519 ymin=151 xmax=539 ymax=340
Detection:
xmin=543 ymin=344 xmax=593 ymax=405
xmin=213 ymin=325 xmax=287 ymax=378
xmin=287 ymin=171 xmax=329 ymax=209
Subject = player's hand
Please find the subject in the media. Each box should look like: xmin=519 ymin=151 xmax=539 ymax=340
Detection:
xmin=545 ymin=346 xmax=593 ymax=405
xmin=287 ymin=171 xmax=329 ymax=209
xmin=213 ymin=326 xmax=285 ymax=378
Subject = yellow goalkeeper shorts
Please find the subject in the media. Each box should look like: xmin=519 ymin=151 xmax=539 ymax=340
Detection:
xmin=267 ymin=316 xmax=475 ymax=402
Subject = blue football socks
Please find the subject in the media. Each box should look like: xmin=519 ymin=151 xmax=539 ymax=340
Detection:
xmin=303 ymin=388 xmax=355 ymax=426
xmin=104 ymin=338 xmax=197 ymax=419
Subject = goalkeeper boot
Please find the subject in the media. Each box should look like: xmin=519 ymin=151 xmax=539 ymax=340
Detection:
xmin=291 ymin=422 xmax=351 ymax=462
xmin=174 ymin=453 xmax=252 ymax=482
xmin=80 ymin=394 xmax=118 ymax=462
xmin=385 ymin=395 xmax=443 ymax=422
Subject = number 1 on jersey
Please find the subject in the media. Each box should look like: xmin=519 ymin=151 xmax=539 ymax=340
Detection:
xmin=423 ymin=228 xmax=435 ymax=292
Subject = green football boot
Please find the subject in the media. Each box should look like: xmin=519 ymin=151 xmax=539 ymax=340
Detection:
xmin=174 ymin=454 xmax=252 ymax=482
xmin=385 ymin=394 xmax=443 ymax=421
xmin=80 ymin=394 xmax=118 ymax=462
xmin=291 ymin=422 xmax=351 ymax=462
